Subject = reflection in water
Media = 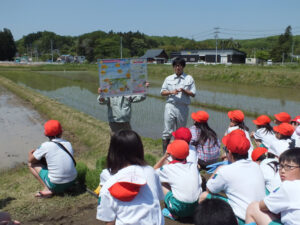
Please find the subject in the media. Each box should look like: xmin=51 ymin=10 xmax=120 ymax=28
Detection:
xmin=3 ymin=70 xmax=299 ymax=140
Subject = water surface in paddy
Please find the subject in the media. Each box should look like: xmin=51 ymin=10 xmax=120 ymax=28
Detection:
xmin=3 ymin=70 xmax=300 ymax=140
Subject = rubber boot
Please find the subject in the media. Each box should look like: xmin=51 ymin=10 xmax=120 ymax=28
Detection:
xmin=162 ymin=139 xmax=171 ymax=154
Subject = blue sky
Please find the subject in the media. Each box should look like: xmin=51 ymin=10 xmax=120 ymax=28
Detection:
xmin=1 ymin=0 xmax=300 ymax=41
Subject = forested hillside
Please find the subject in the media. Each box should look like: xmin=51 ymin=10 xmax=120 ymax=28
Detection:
xmin=2 ymin=26 xmax=299 ymax=62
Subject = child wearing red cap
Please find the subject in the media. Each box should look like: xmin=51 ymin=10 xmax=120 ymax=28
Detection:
xmin=273 ymin=112 xmax=291 ymax=125
xmin=291 ymin=115 xmax=300 ymax=140
xmin=251 ymin=147 xmax=281 ymax=194
xmin=225 ymin=109 xmax=254 ymax=159
xmin=251 ymin=115 xmax=277 ymax=149
xmin=199 ymin=129 xmax=265 ymax=223
xmin=97 ymin=130 xmax=164 ymax=225
xmin=172 ymin=127 xmax=198 ymax=164
xmin=246 ymin=148 xmax=300 ymax=225
xmin=154 ymin=140 xmax=202 ymax=220
xmin=190 ymin=110 xmax=220 ymax=169
xmin=268 ymin=123 xmax=295 ymax=157
xmin=28 ymin=120 xmax=77 ymax=198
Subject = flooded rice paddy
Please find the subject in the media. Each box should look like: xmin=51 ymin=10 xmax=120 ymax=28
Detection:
xmin=2 ymin=70 xmax=300 ymax=140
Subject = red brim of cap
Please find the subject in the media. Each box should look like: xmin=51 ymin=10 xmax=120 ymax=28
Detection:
xmin=191 ymin=112 xmax=197 ymax=121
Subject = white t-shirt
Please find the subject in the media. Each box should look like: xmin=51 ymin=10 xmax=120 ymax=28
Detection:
xmin=268 ymin=139 xmax=292 ymax=157
xmin=207 ymin=159 xmax=265 ymax=220
xmin=97 ymin=165 xmax=164 ymax=225
xmin=99 ymin=169 xmax=111 ymax=186
xmin=264 ymin=180 xmax=300 ymax=225
xmin=225 ymin=126 xmax=253 ymax=160
xmin=156 ymin=162 xmax=202 ymax=203
xmin=186 ymin=145 xmax=198 ymax=164
xmin=259 ymin=158 xmax=281 ymax=192
xmin=253 ymin=128 xmax=277 ymax=149
xmin=33 ymin=138 xmax=77 ymax=184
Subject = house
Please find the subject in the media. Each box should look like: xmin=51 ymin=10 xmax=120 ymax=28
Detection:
xmin=141 ymin=49 xmax=168 ymax=64
xmin=171 ymin=49 xmax=246 ymax=64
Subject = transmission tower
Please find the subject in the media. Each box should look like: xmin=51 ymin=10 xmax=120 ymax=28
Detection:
xmin=214 ymin=27 xmax=220 ymax=63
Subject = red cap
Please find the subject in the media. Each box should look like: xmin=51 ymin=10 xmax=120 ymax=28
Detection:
xmin=253 ymin=115 xmax=271 ymax=126
xmin=167 ymin=140 xmax=189 ymax=159
xmin=251 ymin=147 xmax=268 ymax=161
xmin=222 ymin=129 xmax=250 ymax=155
xmin=191 ymin=111 xmax=209 ymax=123
xmin=228 ymin=110 xmax=244 ymax=122
xmin=291 ymin=115 xmax=300 ymax=124
xmin=274 ymin=112 xmax=291 ymax=123
xmin=172 ymin=127 xmax=192 ymax=144
xmin=273 ymin=123 xmax=295 ymax=136
xmin=44 ymin=120 xmax=62 ymax=136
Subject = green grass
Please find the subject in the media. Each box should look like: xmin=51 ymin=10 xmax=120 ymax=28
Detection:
xmin=0 ymin=76 xmax=160 ymax=222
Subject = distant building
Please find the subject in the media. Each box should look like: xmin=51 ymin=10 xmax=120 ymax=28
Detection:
xmin=141 ymin=49 xmax=168 ymax=64
xmin=171 ymin=49 xmax=246 ymax=64
xmin=246 ymin=58 xmax=260 ymax=65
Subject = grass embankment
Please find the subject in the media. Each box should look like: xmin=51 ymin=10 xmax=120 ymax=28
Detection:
xmin=148 ymin=64 xmax=300 ymax=88
xmin=0 ymin=76 xmax=160 ymax=223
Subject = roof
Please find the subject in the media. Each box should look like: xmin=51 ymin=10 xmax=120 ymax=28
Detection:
xmin=141 ymin=49 xmax=165 ymax=58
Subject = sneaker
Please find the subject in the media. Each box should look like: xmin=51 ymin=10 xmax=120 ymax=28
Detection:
xmin=162 ymin=208 xmax=176 ymax=221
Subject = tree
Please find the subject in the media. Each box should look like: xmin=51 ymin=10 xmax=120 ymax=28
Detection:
xmin=0 ymin=28 xmax=17 ymax=60
xmin=271 ymin=26 xmax=292 ymax=62
xmin=256 ymin=50 xmax=270 ymax=62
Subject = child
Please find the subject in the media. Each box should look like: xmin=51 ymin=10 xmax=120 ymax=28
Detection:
xmin=246 ymin=148 xmax=300 ymax=225
xmin=172 ymin=127 xmax=198 ymax=164
xmin=189 ymin=110 xmax=221 ymax=169
xmin=0 ymin=212 xmax=20 ymax=224
xmin=251 ymin=147 xmax=281 ymax=194
xmin=194 ymin=199 xmax=238 ymax=225
xmin=200 ymin=129 xmax=265 ymax=223
xmin=291 ymin=115 xmax=300 ymax=139
xmin=96 ymin=130 xmax=164 ymax=225
xmin=268 ymin=123 xmax=295 ymax=157
xmin=225 ymin=109 xmax=253 ymax=159
xmin=273 ymin=112 xmax=291 ymax=125
xmin=250 ymin=115 xmax=277 ymax=149
xmin=154 ymin=140 xmax=202 ymax=220
xmin=28 ymin=120 xmax=77 ymax=198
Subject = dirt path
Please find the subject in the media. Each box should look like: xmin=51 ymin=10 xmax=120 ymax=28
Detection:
xmin=0 ymin=86 xmax=46 ymax=170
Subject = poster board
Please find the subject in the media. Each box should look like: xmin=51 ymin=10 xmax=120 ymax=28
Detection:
xmin=98 ymin=58 xmax=147 ymax=97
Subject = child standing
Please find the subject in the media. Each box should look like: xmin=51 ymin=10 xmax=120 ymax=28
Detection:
xmin=200 ymin=129 xmax=265 ymax=223
xmin=291 ymin=115 xmax=300 ymax=140
xmin=250 ymin=115 xmax=277 ymax=149
xmin=225 ymin=109 xmax=253 ymax=159
xmin=189 ymin=110 xmax=221 ymax=169
xmin=246 ymin=148 xmax=300 ymax=225
xmin=96 ymin=130 xmax=164 ymax=225
xmin=154 ymin=140 xmax=202 ymax=220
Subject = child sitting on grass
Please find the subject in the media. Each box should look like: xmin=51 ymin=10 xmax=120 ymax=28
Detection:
xmin=199 ymin=129 xmax=265 ymax=224
xmin=246 ymin=148 xmax=300 ymax=225
xmin=154 ymin=140 xmax=202 ymax=220
xmin=251 ymin=147 xmax=281 ymax=194
xmin=268 ymin=123 xmax=295 ymax=157
xmin=96 ymin=130 xmax=164 ymax=225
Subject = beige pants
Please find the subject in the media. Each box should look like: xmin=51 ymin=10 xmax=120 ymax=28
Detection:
xmin=109 ymin=122 xmax=132 ymax=135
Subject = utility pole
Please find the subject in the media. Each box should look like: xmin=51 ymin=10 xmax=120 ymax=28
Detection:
xmin=291 ymin=39 xmax=295 ymax=62
xmin=214 ymin=27 xmax=220 ymax=64
xmin=51 ymin=40 xmax=53 ymax=63
xmin=120 ymin=36 xmax=123 ymax=59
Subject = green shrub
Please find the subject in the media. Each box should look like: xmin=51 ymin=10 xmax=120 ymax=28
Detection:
xmin=96 ymin=156 xmax=107 ymax=171
xmin=85 ymin=169 xmax=101 ymax=190
xmin=76 ymin=162 xmax=88 ymax=185
xmin=145 ymin=153 xmax=157 ymax=166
